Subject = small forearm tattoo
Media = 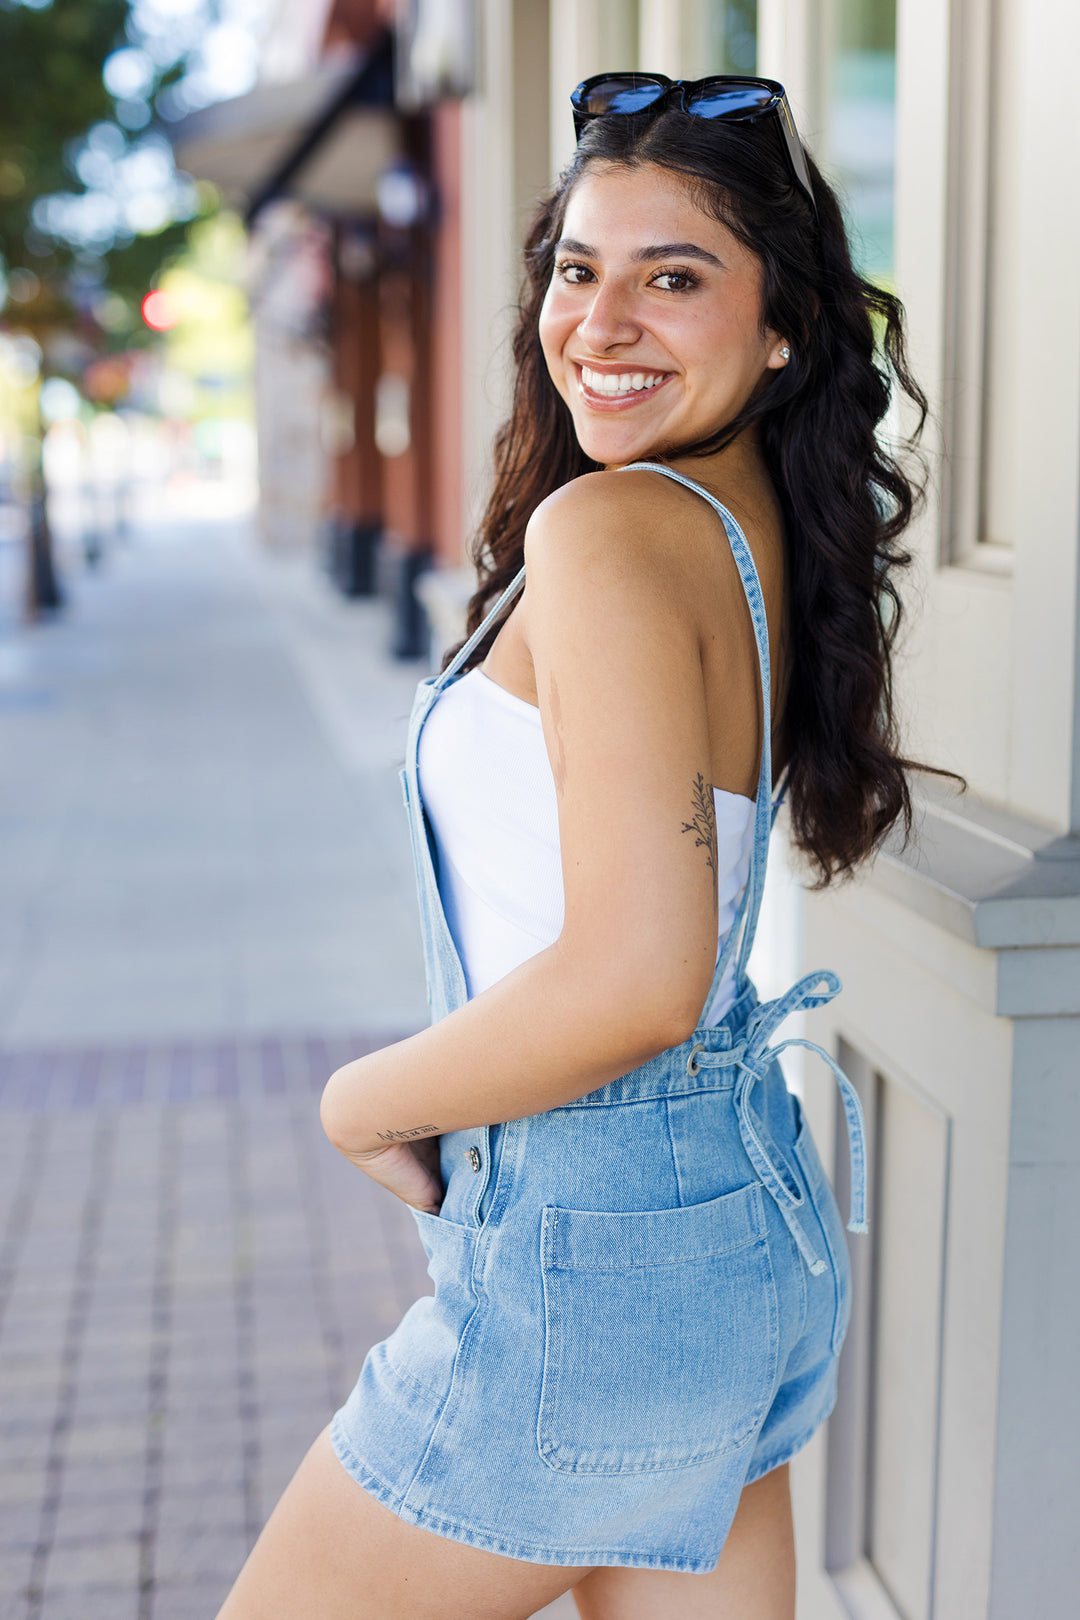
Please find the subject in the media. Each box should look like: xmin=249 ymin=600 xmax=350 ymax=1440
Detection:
xmin=682 ymin=773 xmax=718 ymax=877
xmin=375 ymin=1124 xmax=439 ymax=1143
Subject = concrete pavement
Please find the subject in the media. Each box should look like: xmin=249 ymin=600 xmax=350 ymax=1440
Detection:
xmin=0 ymin=512 xmax=575 ymax=1618
xmin=0 ymin=513 xmax=427 ymax=1048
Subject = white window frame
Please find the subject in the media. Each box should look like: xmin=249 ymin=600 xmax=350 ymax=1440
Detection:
xmin=941 ymin=0 xmax=1012 ymax=571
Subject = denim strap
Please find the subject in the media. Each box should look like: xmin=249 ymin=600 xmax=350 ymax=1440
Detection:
xmin=618 ymin=463 xmax=776 ymax=1018
xmin=437 ymin=566 xmax=526 ymax=690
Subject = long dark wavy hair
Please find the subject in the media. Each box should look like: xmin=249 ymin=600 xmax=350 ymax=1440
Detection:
xmin=447 ymin=107 xmax=952 ymax=885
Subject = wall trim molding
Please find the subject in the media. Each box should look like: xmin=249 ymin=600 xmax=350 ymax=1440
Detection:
xmin=869 ymin=777 xmax=1080 ymax=961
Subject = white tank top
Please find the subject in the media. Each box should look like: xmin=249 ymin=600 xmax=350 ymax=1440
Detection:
xmin=417 ymin=666 xmax=755 ymax=1026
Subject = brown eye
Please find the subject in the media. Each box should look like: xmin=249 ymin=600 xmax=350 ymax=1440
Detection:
xmin=556 ymin=261 xmax=594 ymax=285
xmin=651 ymin=268 xmax=700 ymax=292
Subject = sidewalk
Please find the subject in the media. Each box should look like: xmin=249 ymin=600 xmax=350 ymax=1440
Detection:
xmin=0 ymin=511 xmax=427 ymax=1049
xmin=0 ymin=514 xmax=575 ymax=1618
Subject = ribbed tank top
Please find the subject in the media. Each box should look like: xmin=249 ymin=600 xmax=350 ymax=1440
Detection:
xmin=417 ymin=666 xmax=755 ymax=1025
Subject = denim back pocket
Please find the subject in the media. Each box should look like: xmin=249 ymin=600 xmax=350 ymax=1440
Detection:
xmin=538 ymin=1181 xmax=778 ymax=1475
xmin=791 ymin=1100 xmax=853 ymax=1357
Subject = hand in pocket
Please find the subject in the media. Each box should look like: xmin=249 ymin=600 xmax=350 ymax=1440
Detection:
xmin=347 ymin=1136 xmax=444 ymax=1213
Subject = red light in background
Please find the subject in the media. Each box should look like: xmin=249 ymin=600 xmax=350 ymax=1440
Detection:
xmin=141 ymin=290 xmax=178 ymax=331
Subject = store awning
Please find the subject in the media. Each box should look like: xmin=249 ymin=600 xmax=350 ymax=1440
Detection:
xmin=171 ymin=34 xmax=399 ymax=223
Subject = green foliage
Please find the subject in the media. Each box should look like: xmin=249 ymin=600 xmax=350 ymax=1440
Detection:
xmin=0 ymin=0 xmax=217 ymax=368
xmin=159 ymin=212 xmax=253 ymax=420
xmin=0 ymin=0 xmax=129 ymax=278
xmin=103 ymin=218 xmax=197 ymax=306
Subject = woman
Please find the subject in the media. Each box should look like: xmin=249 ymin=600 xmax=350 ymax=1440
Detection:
xmin=220 ymin=74 xmax=932 ymax=1619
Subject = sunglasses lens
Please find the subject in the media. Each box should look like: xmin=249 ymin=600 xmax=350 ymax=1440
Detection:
xmin=685 ymin=84 xmax=777 ymax=119
xmin=574 ymin=76 xmax=668 ymax=118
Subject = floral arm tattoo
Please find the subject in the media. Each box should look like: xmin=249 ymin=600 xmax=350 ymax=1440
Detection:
xmin=681 ymin=773 xmax=718 ymax=878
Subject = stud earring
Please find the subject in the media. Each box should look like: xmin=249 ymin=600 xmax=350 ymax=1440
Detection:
xmin=780 ymin=345 xmax=791 ymax=361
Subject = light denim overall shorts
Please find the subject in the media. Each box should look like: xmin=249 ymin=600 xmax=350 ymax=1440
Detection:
xmin=331 ymin=463 xmax=868 ymax=1573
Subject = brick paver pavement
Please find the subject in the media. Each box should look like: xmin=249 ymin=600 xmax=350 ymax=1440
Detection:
xmin=0 ymin=1038 xmax=430 ymax=1619
xmin=0 ymin=515 xmax=575 ymax=1617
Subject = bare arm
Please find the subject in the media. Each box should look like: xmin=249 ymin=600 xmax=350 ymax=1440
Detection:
xmin=320 ymin=473 xmax=724 ymax=1183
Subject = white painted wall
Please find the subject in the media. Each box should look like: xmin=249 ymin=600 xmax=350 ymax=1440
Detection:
xmin=798 ymin=882 xmax=1014 ymax=1620
xmin=893 ymin=0 xmax=1080 ymax=829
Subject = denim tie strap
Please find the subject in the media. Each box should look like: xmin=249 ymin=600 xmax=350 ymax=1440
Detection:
xmin=687 ymin=970 xmax=868 ymax=1275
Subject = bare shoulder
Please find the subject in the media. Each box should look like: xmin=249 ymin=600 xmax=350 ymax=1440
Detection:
xmin=524 ymin=468 xmax=724 ymax=598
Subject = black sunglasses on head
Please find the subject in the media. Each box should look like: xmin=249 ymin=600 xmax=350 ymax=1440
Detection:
xmin=571 ymin=72 xmax=817 ymax=217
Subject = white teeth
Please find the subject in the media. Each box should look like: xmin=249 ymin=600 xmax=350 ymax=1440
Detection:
xmin=581 ymin=365 xmax=665 ymax=396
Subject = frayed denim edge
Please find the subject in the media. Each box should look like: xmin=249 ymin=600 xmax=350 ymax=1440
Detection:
xmin=742 ymin=1384 xmax=838 ymax=1487
xmin=327 ymin=1414 xmax=722 ymax=1574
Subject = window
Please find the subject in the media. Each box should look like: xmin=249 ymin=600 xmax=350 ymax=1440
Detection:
xmin=943 ymin=0 xmax=1015 ymax=565
xmin=695 ymin=0 xmax=758 ymax=74
xmin=637 ymin=1 xmax=757 ymax=79
xmin=819 ymin=0 xmax=897 ymax=282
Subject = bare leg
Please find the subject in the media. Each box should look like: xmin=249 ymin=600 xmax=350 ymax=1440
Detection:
xmin=571 ymin=1464 xmax=794 ymax=1620
xmin=216 ymin=1427 xmax=590 ymax=1620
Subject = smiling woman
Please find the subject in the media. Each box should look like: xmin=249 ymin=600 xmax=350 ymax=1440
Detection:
xmin=539 ymin=169 xmax=789 ymax=463
xmin=218 ymin=75 xmax=948 ymax=1620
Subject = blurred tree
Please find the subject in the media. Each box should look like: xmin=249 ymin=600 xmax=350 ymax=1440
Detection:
xmin=0 ymin=0 xmax=211 ymax=617
xmin=0 ymin=0 xmax=126 ymax=275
